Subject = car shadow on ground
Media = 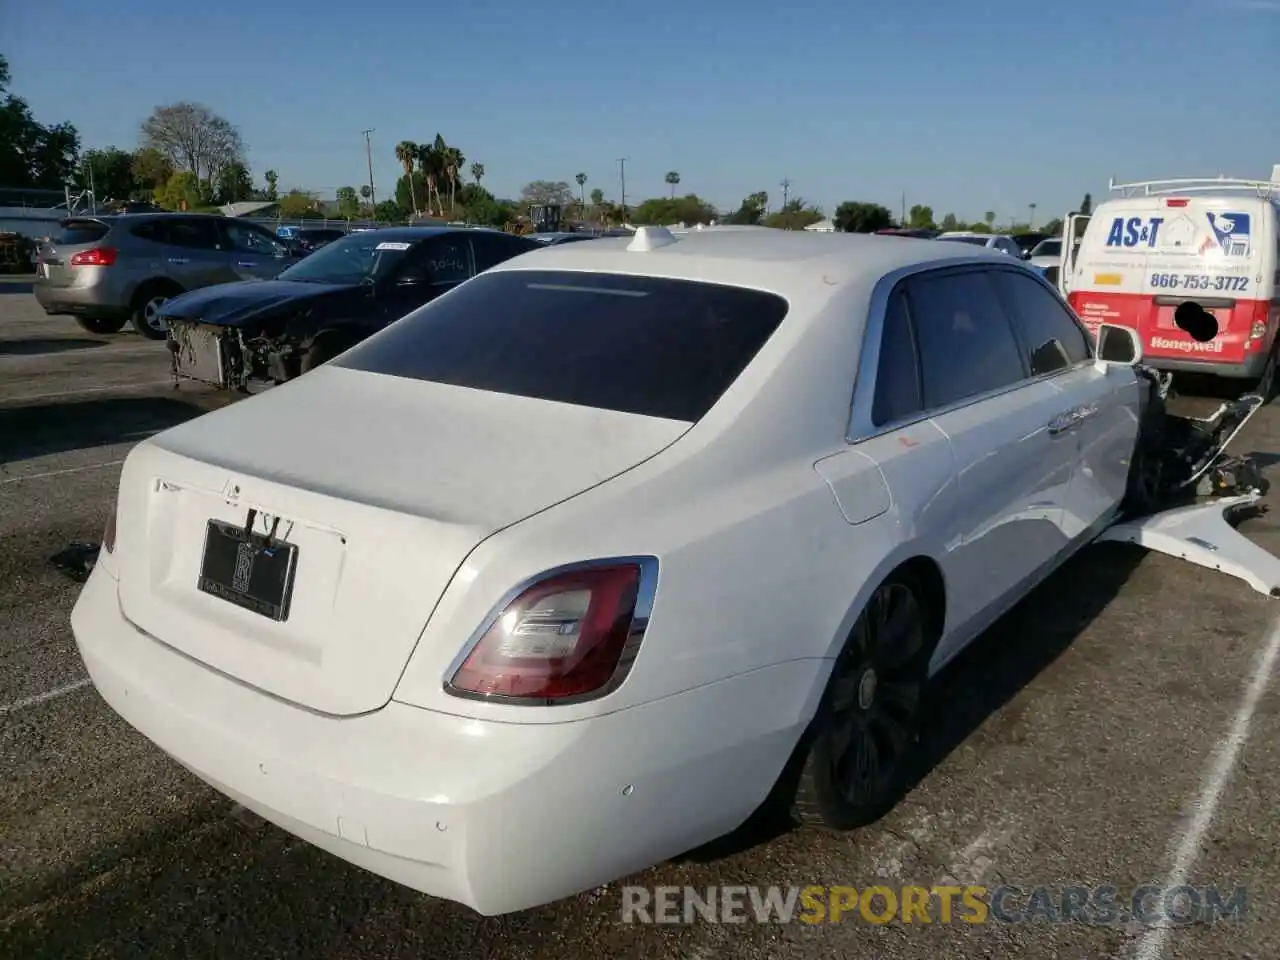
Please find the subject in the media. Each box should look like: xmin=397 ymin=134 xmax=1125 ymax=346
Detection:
xmin=0 ymin=546 xmax=1152 ymax=959
xmin=0 ymin=396 xmax=209 ymax=464
xmin=0 ymin=338 xmax=107 ymax=357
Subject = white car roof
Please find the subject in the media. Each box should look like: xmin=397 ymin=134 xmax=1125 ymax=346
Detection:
xmin=489 ymin=226 xmax=1005 ymax=301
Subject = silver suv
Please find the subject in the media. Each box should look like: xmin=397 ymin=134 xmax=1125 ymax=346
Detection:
xmin=34 ymin=213 xmax=298 ymax=339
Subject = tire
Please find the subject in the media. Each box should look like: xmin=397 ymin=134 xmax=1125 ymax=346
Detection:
xmin=129 ymin=282 xmax=182 ymax=340
xmin=75 ymin=315 xmax=128 ymax=335
xmin=790 ymin=572 xmax=933 ymax=830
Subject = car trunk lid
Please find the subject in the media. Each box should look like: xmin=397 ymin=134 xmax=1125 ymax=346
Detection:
xmin=114 ymin=365 xmax=690 ymax=716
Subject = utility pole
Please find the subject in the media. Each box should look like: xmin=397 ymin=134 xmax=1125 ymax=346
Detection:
xmin=901 ymin=192 xmax=906 ymax=225
xmin=362 ymin=129 xmax=377 ymax=211
xmin=616 ymin=158 xmax=628 ymax=219
xmin=780 ymin=177 xmax=791 ymax=209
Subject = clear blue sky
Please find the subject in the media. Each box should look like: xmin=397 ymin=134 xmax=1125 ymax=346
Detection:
xmin=6 ymin=0 xmax=1278 ymax=223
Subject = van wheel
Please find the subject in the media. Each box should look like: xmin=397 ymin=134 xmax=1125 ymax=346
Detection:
xmin=75 ymin=316 xmax=127 ymax=335
xmin=790 ymin=573 xmax=932 ymax=830
xmin=130 ymin=282 xmax=182 ymax=340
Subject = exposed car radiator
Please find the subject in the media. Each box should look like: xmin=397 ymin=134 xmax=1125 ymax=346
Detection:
xmin=169 ymin=322 xmax=229 ymax=387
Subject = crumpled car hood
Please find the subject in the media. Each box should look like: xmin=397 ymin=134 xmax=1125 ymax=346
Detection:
xmin=157 ymin=280 xmax=355 ymax=328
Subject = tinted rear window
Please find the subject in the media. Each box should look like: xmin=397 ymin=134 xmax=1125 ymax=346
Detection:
xmin=55 ymin=220 xmax=110 ymax=245
xmin=338 ymin=270 xmax=789 ymax=422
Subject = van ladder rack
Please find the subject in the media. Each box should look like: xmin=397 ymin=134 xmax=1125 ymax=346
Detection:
xmin=1108 ymin=176 xmax=1279 ymax=200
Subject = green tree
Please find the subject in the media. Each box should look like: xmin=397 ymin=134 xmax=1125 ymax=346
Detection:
xmin=833 ymin=201 xmax=894 ymax=233
xmin=278 ymin=189 xmax=320 ymax=218
xmin=665 ymin=171 xmax=680 ymax=199
xmin=969 ymin=221 xmax=992 ymax=234
xmin=939 ymin=212 xmax=961 ymax=232
xmin=470 ymin=161 xmax=485 ymax=185
xmin=907 ymin=204 xmax=935 ymax=230
xmin=0 ymin=55 xmax=80 ymax=190
xmin=1042 ymin=217 xmax=1064 ymax=236
xmin=631 ymin=194 xmax=717 ymax=226
xmin=132 ymin=147 xmax=174 ymax=194
xmin=1079 ymin=193 xmax=1092 ymax=215
xmin=727 ymin=191 xmax=768 ymax=225
xmin=154 ymin=171 xmax=201 ymax=210
xmin=374 ymin=199 xmax=406 ymax=222
xmin=440 ymin=143 xmax=465 ymax=213
xmin=983 ymin=210 xmax=996 ymax=230
xmin=575 ymin=172 xmax=587 ymax=208
xmin=336 ymin=185 xmax=360 ymax=218
xmin=81 ymin=147 xmax=136 ymax=202
xmin=215 ymin=161 xmax=254 ymax=204
xmin=589 ymin=186 xmax=604 ymax=208
xmin=765 ymin=198 xmax=823 ymax=230
xmin=395 ymin=141 xmax=419 ymax=215
xmin=262 ymin=169 xmax=279 ymax=201
xmin=395 ymin=171 xmax=429 ymax=214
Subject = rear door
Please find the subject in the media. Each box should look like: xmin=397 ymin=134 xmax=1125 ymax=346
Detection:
xmin=989 ymin=267 xmax=1139 ymax=541
xmin=901 ymin=266 xmax=1079 ymax=647
xmin=1057 ymin=213 xmax=1090 ymax=297
xmin=161 ymin=217 xmax=236 ymax=290
xmin=469 ymin=230 xmax=541 ymax=271
xmin=219 ymin=220 xmax=293 ymax=280
xmin=377 ymin=233 xmax=475 ymax=325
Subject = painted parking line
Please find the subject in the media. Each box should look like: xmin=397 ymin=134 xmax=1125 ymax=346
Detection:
xmin=1132 ymin=616 xmax=1280 ymax=960
xmin=0 ymin=677 xmax=92 ymax=716
xmin=1 ymin=379 xmax=174 ymax=404
xmin=0 ymin=459 xmax=126 ymax=486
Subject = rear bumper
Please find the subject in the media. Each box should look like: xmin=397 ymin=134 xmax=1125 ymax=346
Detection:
xmin=33 ymin=280 xmax=130 ymax=319
xmin=71 ymin=565 xmax=812 ymax=915
xmin=1143 ymin=350 xmax=1270 ymax=379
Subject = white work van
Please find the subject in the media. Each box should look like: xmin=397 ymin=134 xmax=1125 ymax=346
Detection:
xmin=1057 ymin=170 xmax=1280 ymax=388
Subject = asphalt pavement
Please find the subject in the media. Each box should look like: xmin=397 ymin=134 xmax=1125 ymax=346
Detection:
xmin=1 ymin=274 xmax=1278 ymax=959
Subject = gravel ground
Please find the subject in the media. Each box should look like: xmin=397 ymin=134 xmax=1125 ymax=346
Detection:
xmin=1 ymin=276 xmax=1278 ymax=959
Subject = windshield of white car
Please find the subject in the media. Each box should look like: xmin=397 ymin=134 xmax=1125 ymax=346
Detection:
xmin=940 ymin=236 xmax=990 ymax=246
xmin=1031 ymin=239 xmax=1061 ymax=257
xmin=277 ymin=233 xmax=415 ymax=284
xmin=337 ymin=270 xmax=790 ymax=422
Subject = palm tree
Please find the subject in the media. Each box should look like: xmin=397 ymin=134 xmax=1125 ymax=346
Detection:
xmin=983 ymin=210 xmax=996 ymax=230
xmin=470 ymin=162 xmax=484 ymax=186
xmin=665 ymin=171 xmax=680 ymax=199
xmin=437 ymin=144 xmax=464 ymax=214
xmin=416 ymin=139 xmax=443 ymax=216
xmin=395 ymin=141 xmax=419 ymax=216
xmin=575 ymin=172 xmax=587 ymax=213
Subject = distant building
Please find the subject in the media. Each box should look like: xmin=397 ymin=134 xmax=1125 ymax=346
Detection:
xmin=804 ymin=218 xmax=836 ymax=232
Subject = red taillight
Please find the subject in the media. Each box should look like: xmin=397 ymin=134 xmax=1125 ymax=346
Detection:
xmin=446 ymin=560 xmax=654 ymax=703
xmin=70 ymin=247 xmax=117 ymax=266
xmin=1164 ymin=198 xmax=1189 ymax=208
xmin=102 ymin=511 xmax=117 ymax=554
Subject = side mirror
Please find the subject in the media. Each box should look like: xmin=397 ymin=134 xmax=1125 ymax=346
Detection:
xmin=1094 ymin=323 xmax=1143 ymax=369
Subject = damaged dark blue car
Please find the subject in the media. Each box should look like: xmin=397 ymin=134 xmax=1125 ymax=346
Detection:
xmin=161 ymin=225 xmax=541 ymax=391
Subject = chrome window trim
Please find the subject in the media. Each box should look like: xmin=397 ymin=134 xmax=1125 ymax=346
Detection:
xmin=846 ymin=259 xmax=1095 ymax=445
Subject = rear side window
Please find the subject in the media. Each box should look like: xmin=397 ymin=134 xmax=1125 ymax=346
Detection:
xmin=989 ymin=270 xmax=1091 ymax=374
xmin=54 ymin=220 xmax=109 ymax=245
xmin=872 ymin=288 xmax=922 ymax=426
xmin=904 ymin=269 xmax=1027 ymax=409
xmin=167 ymin=218 xmax=221 ymax=250
xmin=338 ymin=270 xmax=789 ymax=422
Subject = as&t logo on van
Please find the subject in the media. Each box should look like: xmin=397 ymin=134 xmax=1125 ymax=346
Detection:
xmin=1105 ymin=217 xmax=1164 ymax=248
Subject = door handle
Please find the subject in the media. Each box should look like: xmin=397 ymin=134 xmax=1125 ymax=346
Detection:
xmin=1047 ymin=411 xmax=1080 ymax=436
xmin=167 ymin=257 xmax=190 ymax=264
